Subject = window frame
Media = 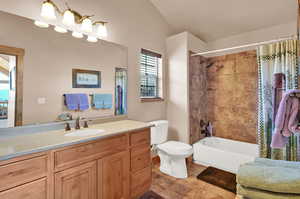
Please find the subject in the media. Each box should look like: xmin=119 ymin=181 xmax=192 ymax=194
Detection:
xmin=139 ymin=49 xmax=163 ymax=102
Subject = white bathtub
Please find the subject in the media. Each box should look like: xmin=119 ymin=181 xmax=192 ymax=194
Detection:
xmin=193 ymin=137 xmax=259 ymax=174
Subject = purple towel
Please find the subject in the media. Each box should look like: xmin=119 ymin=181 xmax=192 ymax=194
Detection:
xmin=64 ymin=93 xmax=89 ymax=111
xmin=271 ymin=89 xmax=300 ymax=148
xmin=65 ymin=94 xmax=79 ymax=110
xmin=78 ymin=94 xmax=89 ymax=111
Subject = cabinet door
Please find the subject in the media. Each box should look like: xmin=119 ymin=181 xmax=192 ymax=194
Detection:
xmin=98 ymin=151 xmax=130 ymax=199
xmin=55 ymin=161 xmax=97 ymax=199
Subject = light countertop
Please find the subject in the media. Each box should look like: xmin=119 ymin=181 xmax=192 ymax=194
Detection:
xmin=0 ymin=120 xmax=152 ymax=161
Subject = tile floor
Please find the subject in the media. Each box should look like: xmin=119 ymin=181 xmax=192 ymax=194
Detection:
xmin=151 ymin=162 xmax=236 ymax=199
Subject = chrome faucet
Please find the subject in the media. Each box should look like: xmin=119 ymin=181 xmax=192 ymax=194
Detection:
xmin=65 ymin=122 xmax=71 ymax=131
xmin=75 ymin=116 xmax=81 ymax=130
xmin=83 ymin=120 xmax=89 ymax=128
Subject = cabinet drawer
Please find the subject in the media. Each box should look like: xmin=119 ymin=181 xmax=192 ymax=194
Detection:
xmin=0 ymin=178 xmax=47 ymax=199
xmin=130 ymin=129 xmax=150 ymax=146
xmin=131 ymin=166 xmax=151 ymax=199
xmin=0 ymin=155 xmax=47 ymax=192
xmin=54 ymin=134 xmax=127 ymax=170
xmin=131 ymin=145 xmax=151 ymax=173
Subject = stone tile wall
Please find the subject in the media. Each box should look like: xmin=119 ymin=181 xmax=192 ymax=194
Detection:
xmin=189 ymin=50 xmax=258 ymax=144
xmin=189 ymin=53 xmax=208 ymax=144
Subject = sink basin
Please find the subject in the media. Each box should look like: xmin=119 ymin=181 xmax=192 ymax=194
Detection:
xmin=64 ymin=129 xmax=105 ymax=137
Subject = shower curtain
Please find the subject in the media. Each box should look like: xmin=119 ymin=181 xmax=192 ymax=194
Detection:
xmin=257 ymin=39 xmax=299 ymax=161
xmin=115 ymin=68 xmax=127 ymax=115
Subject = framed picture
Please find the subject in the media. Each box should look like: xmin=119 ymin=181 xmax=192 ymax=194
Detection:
xmin=72 ymin=69 xmax=101 ymax=88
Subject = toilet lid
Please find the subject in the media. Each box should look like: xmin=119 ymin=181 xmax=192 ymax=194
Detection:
xmin=157 ymin=141 xmax=193 ymax=156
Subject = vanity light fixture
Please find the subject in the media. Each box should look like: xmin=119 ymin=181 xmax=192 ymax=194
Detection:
xmin=54 ymin=26 xmax=67 ymax=33
xmin=81 ymin=17 xmax=93 ymax=33
xmin=72 ymin=31 xmax=84 ymax=38
xmin=96 ymin=22 xmax=108 ymax=38
xmin=87 ymin=35 xmax=98 ymax=43
xmin=62 ymin=9 xmax=75 ymax=26
xmin=34 ymin=20 xmax=49 ymax=28
xmin=41 ymin=0 xmax=57 ymax=20
xmin=35 ymin=0 xmax=109 ymax=43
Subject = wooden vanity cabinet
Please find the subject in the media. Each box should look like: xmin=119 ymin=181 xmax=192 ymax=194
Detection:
xmin=0 ymin=127 xmax=152 ymax=199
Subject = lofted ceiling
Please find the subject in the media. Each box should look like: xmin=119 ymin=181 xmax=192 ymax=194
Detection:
xmin=150 ymin=0 xmax=297 ymax=41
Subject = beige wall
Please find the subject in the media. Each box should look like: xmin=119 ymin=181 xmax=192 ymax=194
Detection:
xmin=0 ymin=0 xmax=173 ymax=123
xmin=207 ymin=21 xmax=297 ymax=53
xmin=166 ymin=32 xmax=189 ymax=143
xmin=0 ymin=11 xmax=127 ymax=125
xmin=166 ymin=32 xmax=206 ymax=143
xmin=187 ymin=32 xmax=208 ymax=53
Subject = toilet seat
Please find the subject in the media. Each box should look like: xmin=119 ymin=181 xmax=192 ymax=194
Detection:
xmin=158 ymin=141 xmax=193 ymax=156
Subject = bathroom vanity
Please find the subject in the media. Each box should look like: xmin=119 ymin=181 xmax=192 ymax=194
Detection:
xmin=0 ymin=120 xmax=152 ymax=199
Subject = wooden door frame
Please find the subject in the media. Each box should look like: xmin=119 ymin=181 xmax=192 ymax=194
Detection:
xmin=0 ymin=45 xmax=24 ymax=126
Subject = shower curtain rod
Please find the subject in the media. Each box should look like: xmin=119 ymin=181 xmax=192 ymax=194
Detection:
xmin=191 ymin=35 xmax=297 ymax=56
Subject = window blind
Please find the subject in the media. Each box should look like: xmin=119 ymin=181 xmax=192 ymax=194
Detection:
xmin=140 ymin=49 xmax=161 ymax=97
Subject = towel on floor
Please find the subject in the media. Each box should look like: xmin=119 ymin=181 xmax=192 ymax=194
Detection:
xmin=237 ymin=184 xmax=300 ymax=199
xmin=92 ymin=94 xmax=112 ymax=109
xmin=64 ymin=93 xmax=89 ymax=111
xmin=271 ymin=89 xmax=300 ymax=148
xmin=237 ymin=162 xmax=300 ymax=194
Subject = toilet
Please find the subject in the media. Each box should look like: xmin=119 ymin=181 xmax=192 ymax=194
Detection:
xmin=150 ymin=120 xmax=193 ymax=179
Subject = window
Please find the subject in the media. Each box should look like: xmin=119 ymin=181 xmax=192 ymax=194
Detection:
xmin=140 ymin=49 xmax=163 ymax=101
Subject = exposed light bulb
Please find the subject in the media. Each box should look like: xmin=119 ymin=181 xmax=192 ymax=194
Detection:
xmin=54 ymin=26 xmax=67 ymax=33
xmin=96 ymin=23 xmax=107 ymax=38
xmin=62 ymin=10 xmax=75 ymax=26
xmin=81 ymin=18 xmax=93 ymax=33
xmin=41 ymin=0 xmax=56 ymax=20
xmin=34 ymin=20 xmax=49 ymax=28
xmin=87 ymin=35 xmax=98 ymax=43
xmin=72 ymin=31 xmax=83 ymax=38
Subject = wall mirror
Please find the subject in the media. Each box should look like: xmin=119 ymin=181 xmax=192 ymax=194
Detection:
xmin=0 ymin=11 xmax=128 ymax=128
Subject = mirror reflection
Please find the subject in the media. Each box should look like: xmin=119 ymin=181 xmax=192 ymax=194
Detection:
xmin=0 ymin=54 xmax=16 ymax=128
xmin=0 ymin=11 xmax=128 ymax=128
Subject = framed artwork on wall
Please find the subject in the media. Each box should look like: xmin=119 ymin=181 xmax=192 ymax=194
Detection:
xmin=72 ymin=69 xmax=101 ymax=88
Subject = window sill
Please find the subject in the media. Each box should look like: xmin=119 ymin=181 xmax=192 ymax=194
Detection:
xmin=140 ymin=97 xmax=164 ymax=103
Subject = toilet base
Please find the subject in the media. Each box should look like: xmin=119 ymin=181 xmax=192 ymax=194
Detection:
xmin=158 ymin=151 xmax=190 ymax=179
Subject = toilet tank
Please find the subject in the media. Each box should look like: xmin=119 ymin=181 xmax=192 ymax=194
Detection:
xmin=149 ymin=120 xmax=168 ymax=145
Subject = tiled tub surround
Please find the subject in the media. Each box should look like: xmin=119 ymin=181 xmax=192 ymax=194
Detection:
xmin=207 ymin=51 xmax=258 ymax=144
xmin=189 ymin=50 xmax=258 ymax=144
xmin=0 ymin=120 xmax=152 ymax=161
xmin=189 ymin=53 xmax=208 ymax=144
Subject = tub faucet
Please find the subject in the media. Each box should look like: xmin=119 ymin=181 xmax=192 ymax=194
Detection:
xmin=200 ymin=120 xmax=212 ymax=137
